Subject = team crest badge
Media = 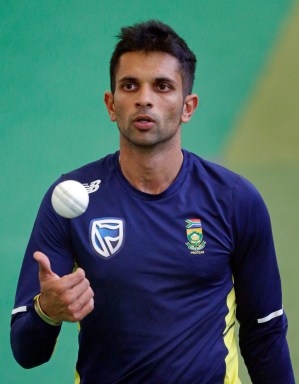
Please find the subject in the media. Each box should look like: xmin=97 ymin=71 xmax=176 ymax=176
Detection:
xmin=90 ymin=218 xmax=124 ymax=258
xmin=185 ymin=219 xmax=206 ymax=251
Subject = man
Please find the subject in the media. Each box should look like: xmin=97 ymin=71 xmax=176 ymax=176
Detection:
xmin=11 ymin=20 xmax=294 ymax=383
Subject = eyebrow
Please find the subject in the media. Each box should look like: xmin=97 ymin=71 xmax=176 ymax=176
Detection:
xmin=118 ymin=76 xmax=178 ymax=85
xmin=155 ymin=77 xmax=178 ymax=85
xmin=118 ymin=76 xmax=138 ymax=84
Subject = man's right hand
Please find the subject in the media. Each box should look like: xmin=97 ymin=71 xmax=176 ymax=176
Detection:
xmin=33 ymin=251 xmax=94 ymax=323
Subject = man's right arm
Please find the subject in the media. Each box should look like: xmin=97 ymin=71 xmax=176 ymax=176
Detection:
xmin=10 ymin=183 xmax=94 ymax=368
xmin=11 ymin=252 xmax=94 ymax=368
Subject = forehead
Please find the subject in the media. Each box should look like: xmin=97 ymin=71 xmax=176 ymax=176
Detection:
xmin=115 ymin=51 xmax=182 ymax=82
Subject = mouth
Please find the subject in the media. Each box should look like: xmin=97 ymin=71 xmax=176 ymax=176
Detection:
xmin=134 ymin=115 xmax=155 ymax=123
xmin=133 ymin=115 xmax=155 ymax=130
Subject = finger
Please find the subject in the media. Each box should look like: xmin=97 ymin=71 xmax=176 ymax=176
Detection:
xmin=69 ymin=297 xmax=95 ymax=322
xmin=60 ymin=268 xmax=87 ymax=289
xmin=33 ymin=251 xmax=59 ymax=280
xmin=67 ymin=285 xmax=94 ymax=313
xmin=59 ymin=275 xmax=92 ymax=305
xmin=71 ymin=276 xmax=93 ymax=299
xmin=46 ymin=283 xmax=94 ymax=322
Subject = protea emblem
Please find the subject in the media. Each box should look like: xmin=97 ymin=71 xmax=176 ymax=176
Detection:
xmin=185 ymin=218 xmax=206 ymax=251
xmin=90 ymin=218 xmax=124 ymax=258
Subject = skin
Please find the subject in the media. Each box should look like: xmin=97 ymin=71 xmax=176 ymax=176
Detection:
xmin=34 ymin=251 xmax=94 ymax=322
xmin=105 ymin=51 xmax=198 ymax=194
xmin=35 ymin=51 xmax=198 ymax=322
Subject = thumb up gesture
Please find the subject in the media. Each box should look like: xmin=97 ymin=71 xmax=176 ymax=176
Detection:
xmin=33 ymin=251 xmax=94 ymax=323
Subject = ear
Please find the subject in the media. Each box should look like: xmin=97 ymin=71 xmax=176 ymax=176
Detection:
xmin=181 ymin=94 xmax=198 ymax=123
xmin=104 ymin=92 xmax=117 ymax=122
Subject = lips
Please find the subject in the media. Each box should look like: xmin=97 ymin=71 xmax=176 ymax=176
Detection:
xmin=134 ymin=115 xmax=155 ymax=123
xmin=133 ymin=115 xmax=155 ymax=130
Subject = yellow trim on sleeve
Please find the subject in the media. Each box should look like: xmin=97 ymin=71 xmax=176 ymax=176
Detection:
xmin=223 ymin=286 xmax=241 ymax=384
xmin=75 ymin=370 xmax=80 ymax=384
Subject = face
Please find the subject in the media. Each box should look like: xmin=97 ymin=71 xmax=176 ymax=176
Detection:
xmin=105 ymin=51 xmax=197 ymax=149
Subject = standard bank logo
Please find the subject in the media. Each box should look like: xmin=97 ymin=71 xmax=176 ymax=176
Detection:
xmin=90 ymin=218 xmax=124 ymax=258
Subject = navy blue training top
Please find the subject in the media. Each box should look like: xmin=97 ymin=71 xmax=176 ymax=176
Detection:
xmin=11 ymin=150 xmax=294 ymax=383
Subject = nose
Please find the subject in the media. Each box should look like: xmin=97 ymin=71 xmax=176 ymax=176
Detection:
xmin=135 ymin=85 xmax=153 ymax=108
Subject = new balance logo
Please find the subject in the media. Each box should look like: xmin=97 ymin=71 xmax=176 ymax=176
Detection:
xmin=83 ymin=180 xmax=101 ymax=194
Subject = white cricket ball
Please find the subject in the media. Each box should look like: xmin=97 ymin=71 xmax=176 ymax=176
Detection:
xmin=51 ymin=180 xmax=89 ymax=219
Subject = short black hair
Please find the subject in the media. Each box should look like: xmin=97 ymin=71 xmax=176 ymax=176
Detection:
xmin=109 ymin=20 xmax=197 ymax=96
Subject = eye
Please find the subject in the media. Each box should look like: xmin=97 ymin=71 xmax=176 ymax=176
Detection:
xmin=156 ymin=82 xmax=172 ymax=92
xmin=121 ymin=82 xmax=137 ymax=91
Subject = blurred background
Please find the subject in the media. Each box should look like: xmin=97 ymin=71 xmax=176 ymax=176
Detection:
xmin=1 ymin=1 xmax=298 ymax=382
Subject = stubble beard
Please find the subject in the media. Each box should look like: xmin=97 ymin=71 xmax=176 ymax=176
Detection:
xmin=117 ymin=112 xmax=183 ymax=150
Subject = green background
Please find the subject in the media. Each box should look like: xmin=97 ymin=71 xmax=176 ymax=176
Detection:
xmin=1 ymin=1 xmax=298 ymax=382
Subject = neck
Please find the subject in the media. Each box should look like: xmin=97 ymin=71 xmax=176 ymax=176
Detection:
xmin=119 ymin=144 xmax=184 ymax=195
